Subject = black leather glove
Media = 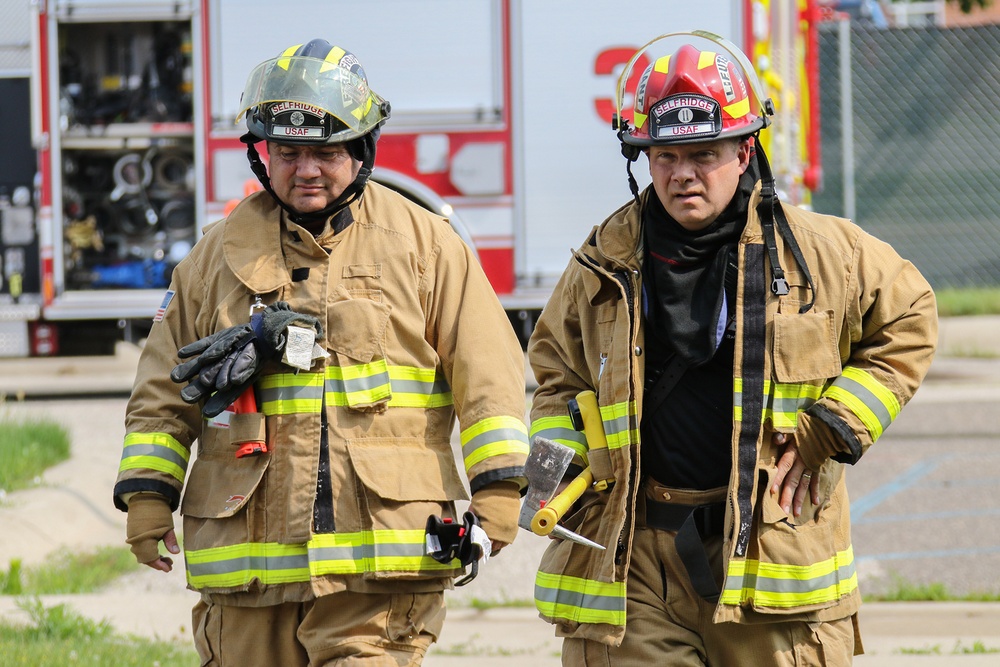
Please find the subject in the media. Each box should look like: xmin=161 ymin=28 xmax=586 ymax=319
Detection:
xmin=170 ymin=302 xmax=324 ymax=417
xmin=170 ymin=324 xmax=256 ymax=404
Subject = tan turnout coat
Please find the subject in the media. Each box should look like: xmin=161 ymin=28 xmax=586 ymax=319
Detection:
xmin=114 ymin=184 xmax=529 ymax=606
xmin=527 ymin=186 xmax=937 ymax=644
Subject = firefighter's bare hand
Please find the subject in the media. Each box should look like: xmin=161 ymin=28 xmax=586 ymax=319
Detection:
xmin=126 ymin=493 xmax=180 ymax=572
xmin=771 ymin=432 xmax=820 ymax=517
xmin=490 ymin=540 xmax=510 ymax=556
xmin=143 ymin=529 xmax=180 ymax=573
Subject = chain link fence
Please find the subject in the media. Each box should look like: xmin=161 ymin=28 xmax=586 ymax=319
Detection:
xmin=812 ymin=23 xmax=1000 ymax=288
xmin=0 ymin=0 xmax=31 ymax=73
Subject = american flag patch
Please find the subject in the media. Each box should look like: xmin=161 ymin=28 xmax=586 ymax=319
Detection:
xmin=153 ymin=290 xmax=175 ymax=322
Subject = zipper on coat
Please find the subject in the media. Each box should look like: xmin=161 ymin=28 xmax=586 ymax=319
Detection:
xmin=574 ymin=253 xmax=642 ymax=571
xmin=733 ymin=244 xmax=767 ymax=557
xmin=614 ymin=267 xmax=639 ymax=568
xmin=313 ymin=392 xmax=335 ymax=533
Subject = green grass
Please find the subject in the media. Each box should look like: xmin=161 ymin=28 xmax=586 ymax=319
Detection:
xmin=466 ymin=596 xmax=534 ymax=610
xmin=432 ymin=632 xmax=536 ymax=657
xmin=898 ymin=640 xmax=1000 ymax=655
xmin=0 ymin=597 xmax=197 ymax=666
xmin=935 ymin=288 xmax=1000 ymax=317
xmin=1 ymin=547 xmax=141 ymax=596
xmin=0 ymin=415 xmax=70 ymax=493
xmin=863 ymin=574 xmax=1000 ymax=602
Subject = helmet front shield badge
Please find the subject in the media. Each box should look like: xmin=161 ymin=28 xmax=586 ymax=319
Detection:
xmin=236 ymin=55 xmax=388 ymax=144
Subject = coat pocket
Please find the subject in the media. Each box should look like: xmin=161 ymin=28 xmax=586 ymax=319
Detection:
xmin=181 ymin=454 xmax=269 ymax=519
xmin=326 ymin=291 xmax=393 ymax=412
xmin=751 ymin=467 xmax=848 ymax=614
xmin=347 ymin=437 xmax=469 ymax=580
xmin=772 ymin=308 xmax=842 ymax=383
xmin=348 ymin=436 xmax=469 ymax=522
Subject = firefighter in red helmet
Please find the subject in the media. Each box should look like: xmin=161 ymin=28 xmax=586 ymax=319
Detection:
xmin=115 ymin=39 xmax=528 ymax=665
xmin=527 ymin=31 xmax=937 ymax=664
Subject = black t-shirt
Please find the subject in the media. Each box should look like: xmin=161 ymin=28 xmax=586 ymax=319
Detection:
xmin=640 ymin=331 xmax=734 ymax=490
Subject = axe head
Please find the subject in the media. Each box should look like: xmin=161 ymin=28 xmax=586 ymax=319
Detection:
xmin=518 ymin=436 xmax=575 ymax=532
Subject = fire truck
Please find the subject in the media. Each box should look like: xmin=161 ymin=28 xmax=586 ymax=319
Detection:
xmin=5 ymin=0 xmax=820 ymax=356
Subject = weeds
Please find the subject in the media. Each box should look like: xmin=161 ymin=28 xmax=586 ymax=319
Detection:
xmin=10 ymin=546 xmax=140 ymax=595
xmin=898 ymin=640 xmax=1000 ymax=655
xmin=863 ymin=573 xmax=1000 ymax=602
xmin=0 ymin=597 xmax=196 ymax=666
xmin=0 ymin=415 xmax=70 ymax=494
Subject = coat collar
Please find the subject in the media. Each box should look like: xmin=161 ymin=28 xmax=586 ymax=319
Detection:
xmin=221 ymin=191 xmax=364 ymax=293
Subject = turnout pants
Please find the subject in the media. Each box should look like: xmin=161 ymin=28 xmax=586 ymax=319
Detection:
xmin=562 ymin=483 xmax=857 ymax=666
xmin=192 ymin=590 xmax=446 ymax=666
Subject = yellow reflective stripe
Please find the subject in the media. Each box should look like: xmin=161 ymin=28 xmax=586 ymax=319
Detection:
xmin=535 ymin=572 xmax=626 ymax=626
xmin=461 ymin=415 xmax=530 ymax=470
xmin=185 ymin=531 xmax=456 ymax=589
xmin=825 ymin=367 xmax=900 ymax=441
xmin=601 ymin=401 xmax=637 ymax=451
xmin=733 ymin=379 xmax=822 ymax=427
xmin=260 ymin=371 xmax=325 ymax=415
xmin=186 ymin=542 xmax=310 ymax=589
xmin=697 ymin=50 xmax=716 ymax=70
xmin=260 ymin=365 xmax=454 ymax=414
xmin=276 ymin=44 xmax=303 ymax=70
xmin=386 ymin=366 xmax=453 ymax=408
xmin=653 ymin=54 xmax=672 ymax=73
xmin=325 ymin=45 xmax=345 ymax=70
xmin=768 ymin=381 xmax=823 ymax=428
xmin=326 ymin=358 xmax=392 ymax=406
xmin=724 ymin=97 xmax=750 ymax=120
xmin=529 ymin=416 xmax=588 ymax=459
xmin=308 ymin=530 xmax=455 ymax=576
xmin=721 ymin=547 xmax=858 ymax=608
xmin=119 ymin=432 xmax=189 ymax=482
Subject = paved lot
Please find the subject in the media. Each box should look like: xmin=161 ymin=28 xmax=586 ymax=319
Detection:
xmin=1 ymin=317 xmax=999 ymax=665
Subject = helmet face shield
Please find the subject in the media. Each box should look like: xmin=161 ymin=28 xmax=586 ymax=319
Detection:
xmin=616 ymin=31 xmax=771 ymax=146
xmin=238 ymin=52 xmax=388 ymax=144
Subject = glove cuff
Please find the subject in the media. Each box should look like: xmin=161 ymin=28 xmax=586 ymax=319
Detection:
xmin=795 ymin=411 xmax=842 ymax=471
xmin=126 ymin=493 xmax=174 ymax=564
xmin=469 ymin=480 xmax=521 ymax=545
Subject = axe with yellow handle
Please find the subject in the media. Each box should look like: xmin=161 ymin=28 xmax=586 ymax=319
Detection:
xmin=526 ymin=389 xmax=616 ymax=549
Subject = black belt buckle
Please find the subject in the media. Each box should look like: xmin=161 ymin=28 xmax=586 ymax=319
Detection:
xmin=692 ymin=503 xmax=725 ymax=539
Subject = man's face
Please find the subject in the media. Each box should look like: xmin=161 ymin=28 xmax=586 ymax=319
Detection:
xmin=266 ymin=142 xmax=360 ymax=214
xmin=647 ymin=138 xmax=750 ymax=232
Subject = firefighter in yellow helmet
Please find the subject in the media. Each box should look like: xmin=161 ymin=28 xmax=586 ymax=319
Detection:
xmin=114 ymin=39 xmax=529 ymax=665
xmin=526 ymin=31 xmax=937 ymax=664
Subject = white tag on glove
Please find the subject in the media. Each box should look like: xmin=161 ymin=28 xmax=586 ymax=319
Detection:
xmin=283 ymin=325 xmax=317 ymax=370
xmin=470 ymin=523 xmax=492 ymax=564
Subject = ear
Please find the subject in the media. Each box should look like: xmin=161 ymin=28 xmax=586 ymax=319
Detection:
xmin=737 ymin=139 xmax=752 ymax=174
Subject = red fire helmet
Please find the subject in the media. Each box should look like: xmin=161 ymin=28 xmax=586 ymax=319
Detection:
xmin=615 ymin=31 xmax=773 ymax=147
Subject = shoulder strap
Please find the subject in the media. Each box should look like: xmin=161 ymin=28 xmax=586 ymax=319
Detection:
xmin=645 ymin=353 xmax=689 ymax=417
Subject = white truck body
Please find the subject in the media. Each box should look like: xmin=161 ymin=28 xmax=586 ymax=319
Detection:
xmin=9 ymin=0 xmax=815 ymax=354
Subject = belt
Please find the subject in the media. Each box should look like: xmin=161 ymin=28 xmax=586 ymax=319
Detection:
xmin=645 ymin=499 xmax=726 ymax=540
xmin=643 ymin=495 xmax=727 ymax=603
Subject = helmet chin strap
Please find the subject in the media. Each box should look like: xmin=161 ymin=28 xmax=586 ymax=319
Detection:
xmin=753 ymin=135 xmax=815 ymax=312
xmin=616 ymin=122 xmax=643 ymax=206
xmin=240 ymin=132 xmax=377 ymax=226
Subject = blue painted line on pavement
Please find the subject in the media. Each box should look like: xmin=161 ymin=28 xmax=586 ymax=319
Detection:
xmin=855 ymin=507 xmax=1000 ymax=525
xmin=850 ymin=456 xmax=951 ymax=520
xmin=857 ymin=545 xmax=1000 ymax=562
